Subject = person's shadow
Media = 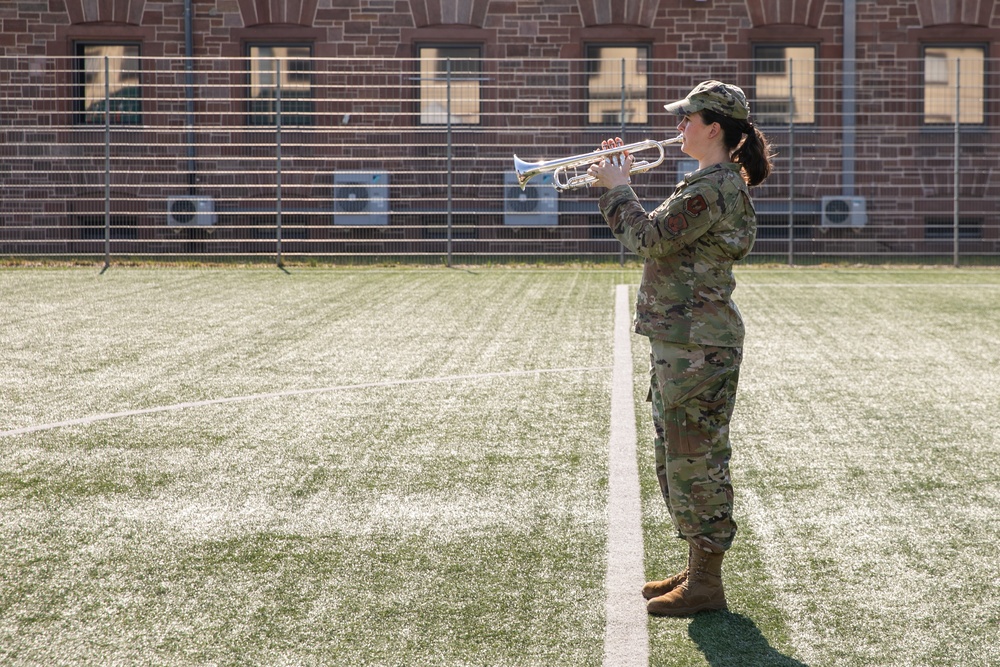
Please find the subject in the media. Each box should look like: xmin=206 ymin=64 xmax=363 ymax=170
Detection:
xmin=686 ymin=610 xmax=810 ymax=666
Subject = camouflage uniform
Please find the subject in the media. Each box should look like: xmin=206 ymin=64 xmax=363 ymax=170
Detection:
xmin=599 ymin=161 xmax=756 ymax=553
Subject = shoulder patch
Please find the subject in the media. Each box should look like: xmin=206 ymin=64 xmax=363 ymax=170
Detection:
xmin=666 ymin=213 xmax=688 ymax=234
xmin=686 ymin=194 xmax=708 ymax=216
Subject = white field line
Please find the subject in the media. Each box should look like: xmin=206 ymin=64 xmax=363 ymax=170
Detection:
xmin=0 ymin=367 xmax=608 ymax=437
xmin=742 ymin=283 xmax=1000 ymax=288
xmin=603 ymin=284 xmax=649 ymax=667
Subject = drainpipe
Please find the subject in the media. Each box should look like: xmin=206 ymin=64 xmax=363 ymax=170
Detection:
xmin=842 ymin=0 xmax=856 ymax=196
xmin=184 ymin=0 xmax=197 ymax=191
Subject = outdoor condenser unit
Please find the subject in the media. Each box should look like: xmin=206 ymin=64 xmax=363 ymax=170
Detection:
xmin=504 ymin=172 xmax=558 ymax=226
xmin=167 ymin=196 xmax=217 ymax=228
xmin=333 ymin=171 xmax=390 ymax=225
xmin=821 ymin=196 xmax=867 ymax=228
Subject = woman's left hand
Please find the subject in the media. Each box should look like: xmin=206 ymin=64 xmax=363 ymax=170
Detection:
xmin=587 ymin=137 xmax=634 ymax=190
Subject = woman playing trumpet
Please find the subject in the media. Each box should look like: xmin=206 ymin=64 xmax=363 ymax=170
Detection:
xmin=587 ymin=80 xmax=773 ymax=617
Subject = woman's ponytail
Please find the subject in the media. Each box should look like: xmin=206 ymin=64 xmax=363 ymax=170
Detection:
xmin=732 ymin=122 xmax=773 ymax=187
xmin=701 ymin=110 xmax=775 ymax=187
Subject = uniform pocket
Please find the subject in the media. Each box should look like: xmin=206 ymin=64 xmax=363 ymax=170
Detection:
xmin=672 ymin=369 xmax=739 ymax=456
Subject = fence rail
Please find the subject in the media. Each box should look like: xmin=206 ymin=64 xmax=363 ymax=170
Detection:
xmin=2 ymin=56 xmax=998 ymax=266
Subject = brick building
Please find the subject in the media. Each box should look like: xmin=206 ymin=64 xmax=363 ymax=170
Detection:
xmin=1 ymin=0 xmax=997 ymax=260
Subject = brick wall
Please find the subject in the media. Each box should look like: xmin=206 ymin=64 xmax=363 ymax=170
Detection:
xmin=1 ymin=0 xmax=998 ymax=257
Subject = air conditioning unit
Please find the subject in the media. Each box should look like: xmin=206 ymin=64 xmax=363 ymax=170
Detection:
xmin=167 ymin=195 xmax=217 ymax=227
xmin=334 ymin=171 xmax=389 ymax=225
xmin=821 ymin=196 xmax=867 ymax=228
xmin=504 ymin=172 xmax=558 ymax=226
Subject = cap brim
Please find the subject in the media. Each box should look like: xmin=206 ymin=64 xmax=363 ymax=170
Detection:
xmin=663 ymin=98 xmax=700 ymax=115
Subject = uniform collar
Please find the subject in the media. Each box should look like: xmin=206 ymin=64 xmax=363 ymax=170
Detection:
xmin=682 ymin=162 xmax=741 ymax=185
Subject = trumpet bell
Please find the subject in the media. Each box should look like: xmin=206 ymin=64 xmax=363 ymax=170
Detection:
xmin=513 ymin=155 xmax=538 ymax=191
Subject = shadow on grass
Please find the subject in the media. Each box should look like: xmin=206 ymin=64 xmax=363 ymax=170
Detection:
xmin=686 ymin=610 xmax=809 ymax=667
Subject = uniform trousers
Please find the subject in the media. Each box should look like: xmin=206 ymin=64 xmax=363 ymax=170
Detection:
xmin=647 ymin=338 xmax=742 ymax=553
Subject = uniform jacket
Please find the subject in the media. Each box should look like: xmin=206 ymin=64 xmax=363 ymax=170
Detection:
xmin=598 ymin=162 xmax=756 ymax=347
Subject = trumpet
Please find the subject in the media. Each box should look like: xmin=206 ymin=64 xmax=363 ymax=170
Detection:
xmin=513 ymin=135 xmax=684 ymax=191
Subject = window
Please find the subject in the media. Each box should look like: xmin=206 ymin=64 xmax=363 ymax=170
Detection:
xmin=418 ymin=46 xmax=482 ymax=125
xmin=753 ymin=45 xmax=816 ymax=125
xmin=75 ymin=43 xmax=142 ymax=125
xmin=923 ymin=46 xmax=985 ymax=125
xmin=248 ymin=45 xmax=314 ymax=126
xmin=586 ymin=45 xmax=649 ymax=125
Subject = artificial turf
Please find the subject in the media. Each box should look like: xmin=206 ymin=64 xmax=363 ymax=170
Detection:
xmin=2 ymin=266 xmax=998 ymax=666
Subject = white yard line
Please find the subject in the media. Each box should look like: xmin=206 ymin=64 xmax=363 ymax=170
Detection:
xmin=602 ymin=284 xmax=649 ymax=667
xmin=742 ymin=283 xmax=1000 ymax=288
xmin=0 ymin=367 xmax=607 ymax=437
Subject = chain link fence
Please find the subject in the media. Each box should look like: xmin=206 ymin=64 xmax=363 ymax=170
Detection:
xmin=2 ymin=56 xmax=998 ymax=266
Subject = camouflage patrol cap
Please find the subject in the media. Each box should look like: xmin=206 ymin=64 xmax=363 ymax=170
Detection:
xmin=664 ymin=80 xmax=750 ymax=120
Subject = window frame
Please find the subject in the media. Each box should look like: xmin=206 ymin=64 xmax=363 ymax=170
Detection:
xmin=416 ymin=44 xmax=484 ymax=126
xmin=921 ymin=44 xmax=987 ymax=127
xmin=73 ymin=41 xmax=143 ymax=126
xmin=584 ymin=44 xmax=652 ymax=127
xmin=751 ymin=43 xmax=818 ymax=127
xmin=245 ymin=43 xmax=316 ymax=127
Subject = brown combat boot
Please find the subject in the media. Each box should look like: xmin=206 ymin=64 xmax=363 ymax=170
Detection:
xmin=641 ymin=543 xmax=691 ymax=600
xmin=646 ymin=545 xmax=726 ymax=616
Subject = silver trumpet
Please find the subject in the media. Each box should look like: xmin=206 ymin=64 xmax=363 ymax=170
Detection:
xmin=513 ymin=135 xmax=684 ymax=191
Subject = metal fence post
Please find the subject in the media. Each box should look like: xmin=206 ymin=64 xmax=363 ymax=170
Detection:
xmin=103 ymin=56 xmax=111 ymax=271
xmin=446 ymin=58 xmax=453 ymax=268
xmin=953 ymin=59 xmax=960 ymax=268
xmin=787 ymin=58 xmax=795 ymax=266
xmin=276 ymin=59 xmax=283 ymax=268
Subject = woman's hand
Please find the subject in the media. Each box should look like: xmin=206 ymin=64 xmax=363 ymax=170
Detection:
xmin=586 ymin=137 xmax=634 ymax=190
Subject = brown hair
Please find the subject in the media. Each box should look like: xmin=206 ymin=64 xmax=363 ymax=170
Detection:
xmin=701 ymin=109 xmax=774 ymax=187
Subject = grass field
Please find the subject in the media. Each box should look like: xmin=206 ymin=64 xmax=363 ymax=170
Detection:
xmin=1 ymin=266 xmax=998 ymax=666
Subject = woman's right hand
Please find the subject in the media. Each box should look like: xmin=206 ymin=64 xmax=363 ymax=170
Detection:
xmin=587 ymin=137 xmax=633 ymax=190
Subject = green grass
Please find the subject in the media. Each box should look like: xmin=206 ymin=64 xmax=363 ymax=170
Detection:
xmin=1 ymin=268 xmax=625 ymax=666
xmin=2 ymin=266 xmax=999 ymax=666
xmin=639 ymin=267 xmax=1000 ymax=666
